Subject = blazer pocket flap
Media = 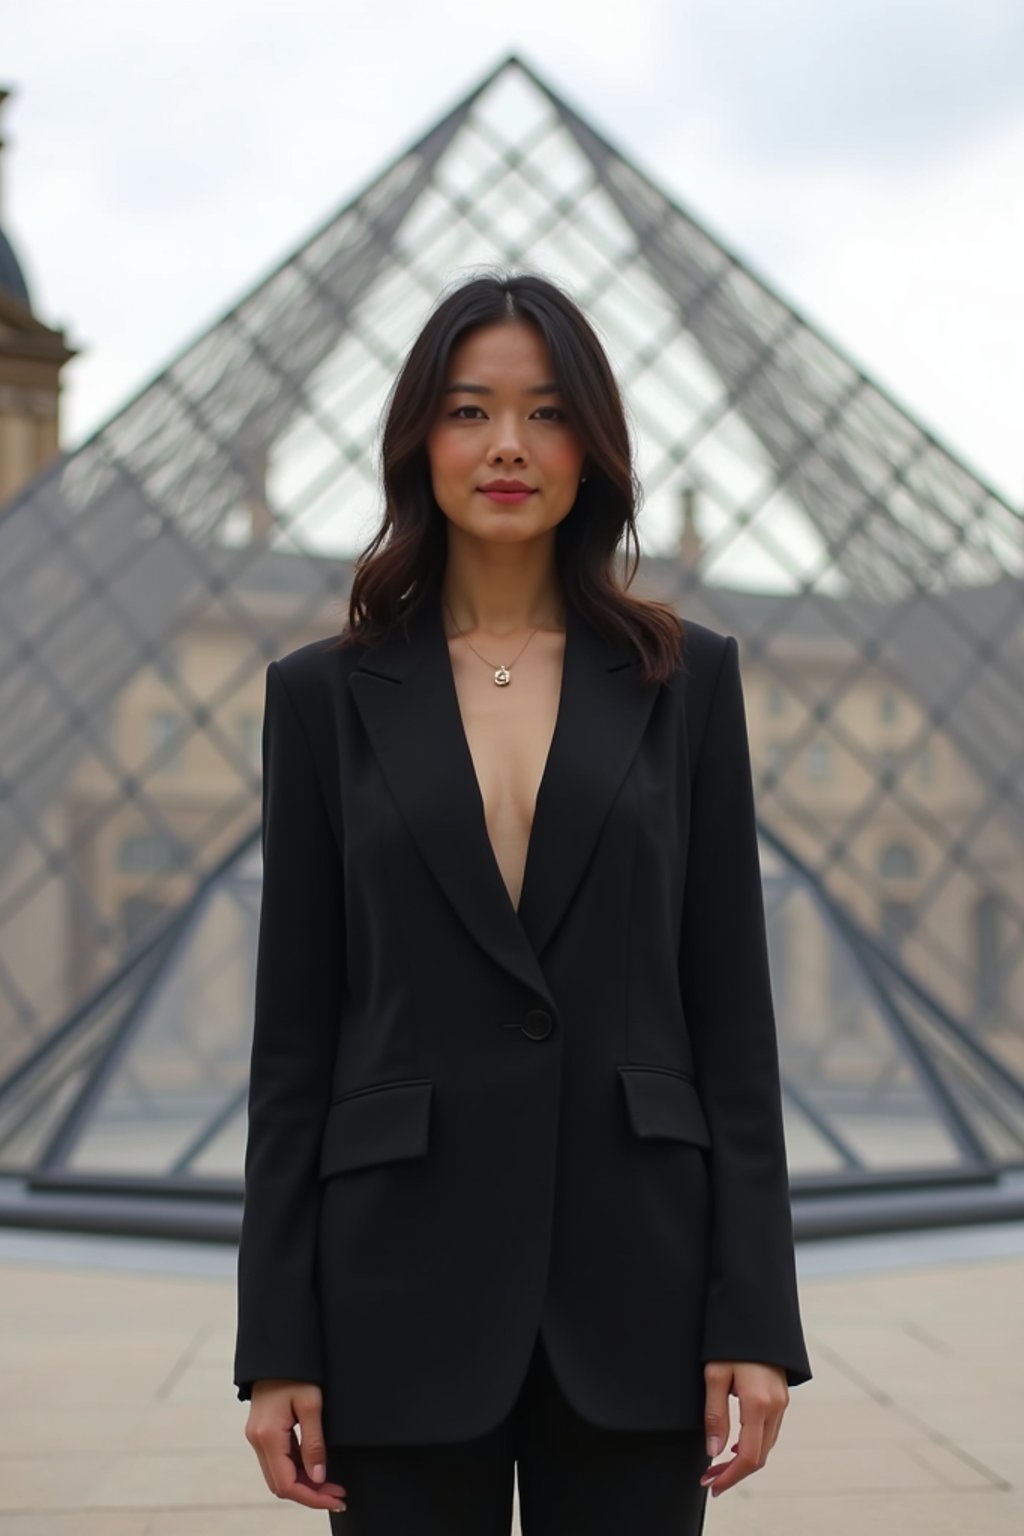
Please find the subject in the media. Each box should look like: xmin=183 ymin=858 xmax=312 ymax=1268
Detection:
xmin=320 ymin=1079 xmax=433 ymax=1177
xmin=618 ymin=1066 xmax=711 ymax=1150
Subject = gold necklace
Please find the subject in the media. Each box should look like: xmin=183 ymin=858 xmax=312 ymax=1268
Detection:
xmin=443 ymin=597 xmax=541 ymax=687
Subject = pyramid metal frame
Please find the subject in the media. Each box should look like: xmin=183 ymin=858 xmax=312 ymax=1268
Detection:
xmin=1 ymin=55 xmax=1022 ymax=1221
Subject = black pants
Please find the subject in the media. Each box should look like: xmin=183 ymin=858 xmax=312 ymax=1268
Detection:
xmin=327 ymin=1329 xmax=710 ymax=1535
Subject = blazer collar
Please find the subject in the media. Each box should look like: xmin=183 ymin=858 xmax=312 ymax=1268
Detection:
xmin=348 ymin=577 xmax=660 ymax=1009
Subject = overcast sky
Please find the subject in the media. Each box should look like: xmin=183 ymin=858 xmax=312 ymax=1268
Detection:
xmin=3 ymin=0 xmax=1022 ymax=505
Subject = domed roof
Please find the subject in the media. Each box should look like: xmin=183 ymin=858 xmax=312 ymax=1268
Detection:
xmin=0 ymin=223 xmax=31 ymax=308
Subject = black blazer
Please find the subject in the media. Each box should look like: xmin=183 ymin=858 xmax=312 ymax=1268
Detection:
xmin=234 ymin=576 xmax=811 ymax=1445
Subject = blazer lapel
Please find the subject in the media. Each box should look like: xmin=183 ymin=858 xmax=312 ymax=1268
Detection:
xmin=516 ymin=601 xmax=659 ymax=960
xmin=348 ymin=578 xmax=660 ymax=1004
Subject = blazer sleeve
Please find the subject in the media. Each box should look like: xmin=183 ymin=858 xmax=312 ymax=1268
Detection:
xmin=233 ymin=659 xmax=346 ymax=1401
xmin=679 ymin=634 xmax=811 ymax=1387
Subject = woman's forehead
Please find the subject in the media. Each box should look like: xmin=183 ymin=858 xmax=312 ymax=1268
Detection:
xmin=446 ymin=320 xmax=552 ymax=377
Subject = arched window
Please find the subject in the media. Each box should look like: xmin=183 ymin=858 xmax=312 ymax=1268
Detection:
xmin=148 ymin=710 xmax=184 ymax=771
xmin=806 ymin=738 xmax=832 ymax=783
xmin=239 ymin=713 xmax=263 ymax=768
xmin=974 ymin=893 xmax=1002 ymax=1015
xmin=766 ymin=684 xmax=787 ymax=717
xmin=878 ymin=749 xmax=899 ymax=782
xmin=117 ymin=832 xmax=186 ymax=875
xmin=879 ymin=842 xmax=917 ymax=880
xmin=762 ymin=741 xmax=787 ymax=779
xmin=882 ymin=900 xmax=914 ymax=949
xmin=119 ymin=894 xmax=172 ymax=945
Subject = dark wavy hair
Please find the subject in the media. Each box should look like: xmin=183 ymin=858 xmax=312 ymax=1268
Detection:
xmin=332 ymin=269 xmax=684 ymax=686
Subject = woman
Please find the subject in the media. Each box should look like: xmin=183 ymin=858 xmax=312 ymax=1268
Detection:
xmin=234 ymin=270 xmax=811 ymax=1533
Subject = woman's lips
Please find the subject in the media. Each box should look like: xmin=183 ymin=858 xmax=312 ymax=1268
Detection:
xmin=478 ymin=488 xmax=537 ymax=504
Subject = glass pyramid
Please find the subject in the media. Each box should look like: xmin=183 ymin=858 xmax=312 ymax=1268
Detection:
xmin=1 ymin=56 xmax=1021 ymax=1225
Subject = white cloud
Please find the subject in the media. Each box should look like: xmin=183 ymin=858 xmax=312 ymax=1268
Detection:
xmin=675 ymin=0 xmax=1024 ymax=167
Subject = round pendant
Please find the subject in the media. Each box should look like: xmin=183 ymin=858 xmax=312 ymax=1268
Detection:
xmin=494 ymin=666 xmax=511 ymax=686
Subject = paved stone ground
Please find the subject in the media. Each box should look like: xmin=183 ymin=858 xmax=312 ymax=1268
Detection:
xmin=0 ymin=1227 xmax=1020 ymax=1534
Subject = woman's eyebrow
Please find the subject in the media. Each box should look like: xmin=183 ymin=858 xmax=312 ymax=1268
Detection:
xmin=442 ymin=381 xmax=562 ymax=395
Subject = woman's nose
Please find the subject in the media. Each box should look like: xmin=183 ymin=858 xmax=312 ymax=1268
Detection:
xmin=486 ymin=419 xmax=528 ymax=462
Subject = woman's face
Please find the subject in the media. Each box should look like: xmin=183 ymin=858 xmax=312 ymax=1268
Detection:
xmin=425 ymin=321 xmax=586 ymax=545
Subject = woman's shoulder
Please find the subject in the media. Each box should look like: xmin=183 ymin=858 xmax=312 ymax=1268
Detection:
xmin=677 ymin=615 xmax=732 ymax=668
xmin=266 ymin=633 xmax=365 ymax=714
xmin=672 ymin=615 xmax=737 ymax=691
xmin=667 ymin=616 xmax=744 ymax=742
xmin=275 ymin=626 xmax=374 ymax=674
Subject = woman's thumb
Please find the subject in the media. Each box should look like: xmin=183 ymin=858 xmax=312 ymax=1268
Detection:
xmin=703 ymin=1362 xmax=732 ymax=1459
xmin=295 ymin=1396 xmax=327 ymax=1483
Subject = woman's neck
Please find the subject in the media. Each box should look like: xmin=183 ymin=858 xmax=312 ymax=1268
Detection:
xmin=439 ymin=561 xmax=566 ymax=638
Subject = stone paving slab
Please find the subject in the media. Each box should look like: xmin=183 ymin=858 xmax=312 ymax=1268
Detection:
xmin=0 ymin=1240 xmax=1021 ymax=1535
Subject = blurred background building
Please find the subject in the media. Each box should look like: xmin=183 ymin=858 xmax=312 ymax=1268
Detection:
xmin=0 ymin=90 xmax=77 ymax=504
xmin=0 ymin=57 xmax=1021 ymax=1238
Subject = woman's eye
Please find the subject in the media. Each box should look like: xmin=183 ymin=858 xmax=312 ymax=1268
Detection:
xmin=447 ymin=404 xmax=566 ymax=422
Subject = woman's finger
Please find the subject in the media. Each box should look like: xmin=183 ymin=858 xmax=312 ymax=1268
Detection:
xmin=768 ymin=1399 xmax=788 ymax=1453
xmin=703 ymin=1409 xmax=767 ymax=1497
xmin=282 ymin=1428 xmax=348 ymax=1511
xmin=256 ymin=1420 xmax=346 ymax=1511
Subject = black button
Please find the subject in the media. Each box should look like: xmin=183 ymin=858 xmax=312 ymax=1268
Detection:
xmin=521 ymin=1009 xmax=553 ymax=1040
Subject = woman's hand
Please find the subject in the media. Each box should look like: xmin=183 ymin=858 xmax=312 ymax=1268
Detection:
xmin=245 ymin=1379 xmax=348 ymax=1514
xmin=700 ymin=1360 xmax=789 ymax=1497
